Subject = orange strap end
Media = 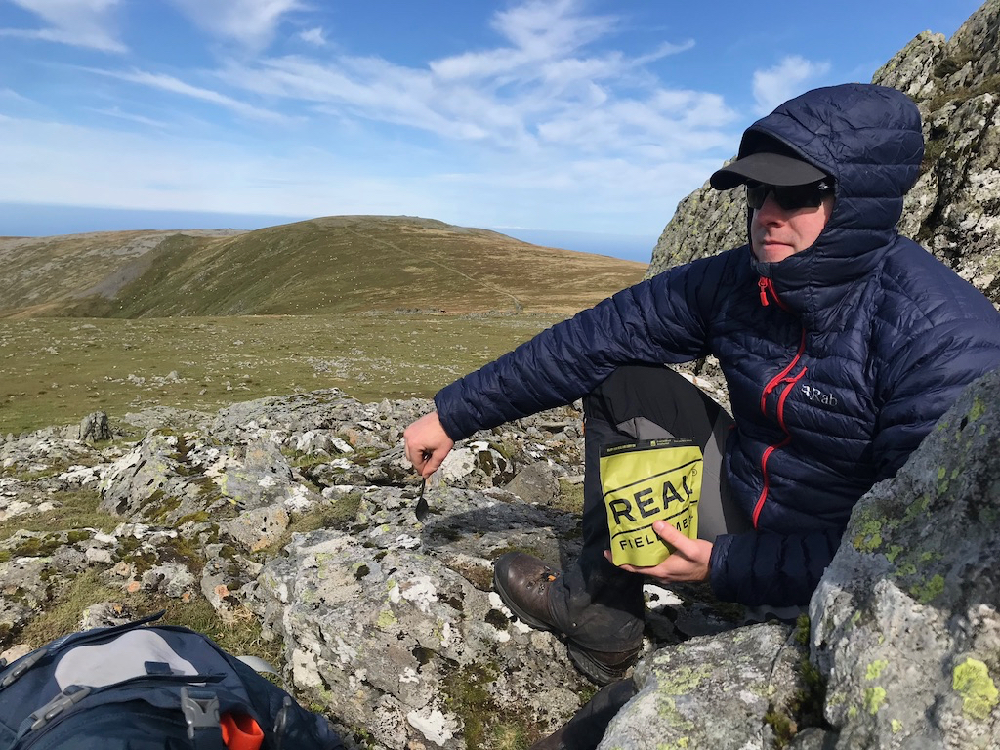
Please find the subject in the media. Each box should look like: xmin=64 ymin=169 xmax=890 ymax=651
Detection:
xmin=220 ymin=712 xmax=265 ymax=750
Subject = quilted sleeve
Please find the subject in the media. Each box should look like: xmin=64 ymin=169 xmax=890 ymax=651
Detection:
xmin=873 ymin=320 xmax=1000 ymax=481
xmin=710 ymin=527 xmax=844 ymax=606
xmin=434 ymin=253 xmax=735 ymax=440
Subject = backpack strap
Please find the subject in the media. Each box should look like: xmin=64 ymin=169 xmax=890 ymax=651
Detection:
xmin=27 ymin=685 xmax=93 ymax=731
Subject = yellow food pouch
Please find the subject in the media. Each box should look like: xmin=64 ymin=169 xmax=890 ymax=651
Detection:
xmin=601 ymin=438 xmax=703 ymax=567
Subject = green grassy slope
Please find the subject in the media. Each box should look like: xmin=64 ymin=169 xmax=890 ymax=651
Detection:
xmin=0 ymin=215 xmax=649 ymax=433
xmin=25 ymin=216 xmax=647 ymax=318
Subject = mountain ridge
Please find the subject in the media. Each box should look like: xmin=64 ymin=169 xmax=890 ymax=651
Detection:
xmin=0 ymin=215 xmax=646 ymax=319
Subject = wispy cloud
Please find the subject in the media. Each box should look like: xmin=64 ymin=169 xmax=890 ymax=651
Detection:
xmin=752 ymin=56 xmax=831 ymax=114
xmin=90 ymin=106 xmax=170 ymax=129
xmin=168 ymin=0 xmax=303 ymax=49
xmin=87 ymin=67 xmax=288 ymax=122
xmin=0 ymin=88 xmax=33 ymax=104
xmin=299 ymin=27 xmax=325 ymax=46
xmin=215 ymin=0 xmax=728 ymax=159
xmin=0 ymin=0 xmax=125 ymax=52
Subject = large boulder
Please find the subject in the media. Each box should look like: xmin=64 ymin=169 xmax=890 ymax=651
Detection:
xmin=810 ymin=366 xmax=1000 ymax=748
xmin=246 ymin=484 xmax=588 ymax=750
xmin=600 ymin=622 xmax=812 ymax=749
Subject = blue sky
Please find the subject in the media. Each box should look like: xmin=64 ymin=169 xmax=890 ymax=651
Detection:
xmin=0 ymin=0 xmax=983 ymax=260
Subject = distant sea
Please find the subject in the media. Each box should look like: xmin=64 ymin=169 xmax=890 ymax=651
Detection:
xmin=0 ymin=202 xmax=657 ymax=264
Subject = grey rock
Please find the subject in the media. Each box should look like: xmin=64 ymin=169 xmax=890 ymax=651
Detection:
xmin=98 ymin=430 xmax=219 ymax=522
xmin=504 ymin=461 xmax=560 ymax=506
xmin=220 ymin=504 xmax=290 ymax=553
xmin=80 ymin=602 xmax=134 ymax=630
xmin=142 ymin=562 xmax=196 ymax=599
xmin=211 ymin=438 xmax=295 ymax=511
xmin=600 ymin=622 xmax=808 ymax=749
xmin=246 ymin=484 xmax=589 ymax=750
xmin=810 ymin=366 xmax=1000 ymax=748
xmin=79 ymin=411 xmax=111 ymax=442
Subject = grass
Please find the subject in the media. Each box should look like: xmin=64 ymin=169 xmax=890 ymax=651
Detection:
xmin=16 ymin=568 xmax=285 ymax=668
xmin=0 ymin=216 xmax=646 ymax=435
xmin=0 ymin=489 xmax=118 ymax=539
xmin=3 ymin=217 xmax=646 ymax=320
xmin=0 ymin=311 xmax=565 ymax=435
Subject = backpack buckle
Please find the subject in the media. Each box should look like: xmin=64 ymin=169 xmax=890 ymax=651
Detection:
xmin=29 ymin=684 xmax=92 ymax=730
xmin=180 ymin=686 xmax=221 ymax=740
xmin=1 ymin=647 xmax=48 ymax=689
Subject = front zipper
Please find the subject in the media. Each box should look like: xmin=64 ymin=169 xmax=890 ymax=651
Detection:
xmin=752 ymin=367 xmax=807 ymax=526
xmin=754 ymin=278 xmax=807 ymax=528
xmin=758 ymin=276 xmax=791 ymax=311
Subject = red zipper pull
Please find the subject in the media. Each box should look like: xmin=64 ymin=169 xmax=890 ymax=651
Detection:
xmin=758 ymin=277 xmax=770 ymax=307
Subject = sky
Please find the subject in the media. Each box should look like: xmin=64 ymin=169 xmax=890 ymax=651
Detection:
xmin=0 ymin=0 xmax=985 ymax=261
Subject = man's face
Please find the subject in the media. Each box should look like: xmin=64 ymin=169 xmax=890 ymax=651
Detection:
xmin=750 ymin=189 xmax=834 ymax=263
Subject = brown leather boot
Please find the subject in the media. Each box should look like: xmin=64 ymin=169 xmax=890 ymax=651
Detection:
xmin=492 ymin=551 xmax=561 ymax=632
xmin=492 ymin=552 xmax=641 ymax=685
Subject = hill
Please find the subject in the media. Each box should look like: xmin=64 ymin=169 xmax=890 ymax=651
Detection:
xmin=0 ymin=216 xmax=647 ymax=319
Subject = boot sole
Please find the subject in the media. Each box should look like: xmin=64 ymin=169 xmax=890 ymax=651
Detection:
xmin=565 ymin=642 xmax=637 ymax=687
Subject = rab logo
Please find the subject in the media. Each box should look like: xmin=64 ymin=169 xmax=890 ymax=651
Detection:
xmin=801 ymin=384 xmax=838 ymax=406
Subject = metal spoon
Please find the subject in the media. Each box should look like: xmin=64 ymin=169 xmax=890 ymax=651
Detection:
xmin=415 ymin=476 xmax=429 ymax=522
xmin=415 ymin=449 xmax=431 ymax=521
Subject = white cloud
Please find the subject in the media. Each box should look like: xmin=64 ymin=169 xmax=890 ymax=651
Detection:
xmin=0 ymin=0 xmax=745 ymax=237
xmin=0 ymin=0 xmax=125 ymax=52
xmin=90 ymin=106 xmax=170 ymax=129
xmin=431 ymin=0 xmax=616 ymax=81
xmin=168 ymin=0 xmax=302 ymax=49
xmin=0 ymin=112 xmax=708 ymax=236
xmin=0 ymin=88 xmax=33 ymax=104
xmin=88 ymin=67 xmax=287 ymax=122
xmin=299 ymin=27 xmax=325 ymax=46
xmin=212 ymin=0 xmax=729 ymax=159
xmin=752 ymin=56 xmax=831 ymax=114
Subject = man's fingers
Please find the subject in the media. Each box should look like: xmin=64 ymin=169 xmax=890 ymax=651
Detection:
xmin=421 ymin=449 xmax=445 ymax=478
xmin=651 ymin=520 xmax=693 ymax=556
xmin=402 ymin=411 xmax=454 ymax=478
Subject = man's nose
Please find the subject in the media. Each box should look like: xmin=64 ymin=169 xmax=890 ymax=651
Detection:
xmin=753 ymin=194 xmax=785 ymax=224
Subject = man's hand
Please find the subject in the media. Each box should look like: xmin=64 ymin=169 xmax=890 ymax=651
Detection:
xmin=605 ymin=520 xmax=713 ymax=583
xmin=403 ymin=411 xmax=455 ymax=478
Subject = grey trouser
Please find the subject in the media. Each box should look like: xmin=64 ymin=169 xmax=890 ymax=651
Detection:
xmin=548 ymin=364 xmax=751 ymax=651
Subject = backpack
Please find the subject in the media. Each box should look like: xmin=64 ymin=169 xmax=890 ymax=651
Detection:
xmin=0 ymin=611 xmax=343 ymax=750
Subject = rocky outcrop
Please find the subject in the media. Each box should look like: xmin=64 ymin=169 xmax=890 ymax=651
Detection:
xmin=0 ymin=389 xmax=603 ymax=747
xmin=2 ymin=369 xmax=1000 ymax=747
xmin=647 ymin=0 xmax=1000 ymax=307
xmin=808 ymin=367 xmax=1000 ymax=747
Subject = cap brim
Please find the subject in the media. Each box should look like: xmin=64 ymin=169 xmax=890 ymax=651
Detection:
xmin=710 ymin=152 xmax=827 ymax=190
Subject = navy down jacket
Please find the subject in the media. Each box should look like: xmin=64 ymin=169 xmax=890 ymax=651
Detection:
xmin=435 ymin=84 xmax=1000 ymax=606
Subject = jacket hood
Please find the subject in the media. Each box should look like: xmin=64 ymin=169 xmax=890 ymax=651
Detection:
xmin=742 ymin=83 xmax=924 ymax=329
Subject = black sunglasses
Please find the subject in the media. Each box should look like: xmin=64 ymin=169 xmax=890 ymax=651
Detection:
xmin=745 ymin=180 xmax=833 ymax=211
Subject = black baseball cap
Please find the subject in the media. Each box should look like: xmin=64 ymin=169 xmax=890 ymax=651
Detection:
xmin=710 ymin=151 xmax=827 ymax=190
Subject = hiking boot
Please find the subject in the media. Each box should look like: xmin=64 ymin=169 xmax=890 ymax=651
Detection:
xmin=564 ymin=642 xmax=640 ymax=686
xmin=529 ymin=726 xmax=567 ymax=750
xmin=530 ymin=679 xmax=638 ymax=750
xmin=492 ymin=552 xmax=641 ymax=686
xmin=492 ymin=552 xmax=561 ymax=632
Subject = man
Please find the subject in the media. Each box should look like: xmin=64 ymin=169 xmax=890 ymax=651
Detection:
xmin=403 ymin=83 xmax=1000 ymax=690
